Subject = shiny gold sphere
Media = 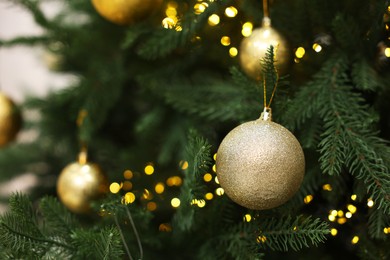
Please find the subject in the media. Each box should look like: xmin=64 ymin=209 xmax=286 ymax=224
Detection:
xmin=0 ymin=92 xmax=21 ymax=147
xmin=239 ymin=20 xmax=290 ymax=80
xmin=216 ymin=116 xmax=305 ymax=210
xmin=91 ymin=0 xmax=163 ymax=25
xmin=57 ymin=161 xmax=108 ymax=214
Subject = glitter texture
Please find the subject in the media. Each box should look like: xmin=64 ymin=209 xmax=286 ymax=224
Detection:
xmin=216 ymin=117 xmax=305 ymax=210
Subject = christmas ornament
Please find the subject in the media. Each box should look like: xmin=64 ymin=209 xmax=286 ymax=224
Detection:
xmin=0 ymin=92 xmax=21 ymax=147
xmin=216 ymin=108 xmax=304 ymax=210
xmin=239 ymin=17 xmax=290 ymax=80
xmin=91 ymin=0 xmax=163 ymax=25
xmin=57 ymin=149 xmax=108 ymax=214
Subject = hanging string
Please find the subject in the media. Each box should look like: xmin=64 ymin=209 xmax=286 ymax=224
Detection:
xmin=263 ymin=0 xmax=269 ymax=18
xmin=125 ymin=206 xmax=143 ymax=260
xmin=114 ymin=214 xmax=134 ymax=260
xmin=263 ymin=65 xmax=280 ymax=109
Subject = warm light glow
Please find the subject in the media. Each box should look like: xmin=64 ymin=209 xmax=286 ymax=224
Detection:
xmin=303 ymin=195 xmax=313 ymax=204
xmin=351 ymin=194 xmax=357 ymax=201
xmin=143 ymin=189 xmax=153 ymax=200
xmin=194 ymin=3 xmax=208 ymax=14
xmin=221 ymin=36 xmax=231 ymax=46
xmin=347 ymin=204 xmax=357 ymax=214
xmin=205 ymin=192 xmax=213 ymax=200
xmin=241 ymin=22 xmax=253 ymax=37
xmin=337 ymin=210 xmax=344 ymax=217
xmin=123 ymin=181 xmax=132 ymax=191
xmin=162 ymin=17 xmax=176 ymax=29
xmin=295 ymin=47 xmax=305 ymax=59
xmin=386 ymin=24 xmax=389 ymax=31
xmin=229 ymin=47 xmax=238 ymax=57
xmin=367 ymin=198 xmax=374 ymax=207
xmin=351 ymin=236 xmax=359 ymax=244
xmin=243 ymin=214 xmax=252 ymax=222
xmin=214 ymin=176 xmax=219 ymax=184
xmin=123 ymin=170 xmax=133 ymax=179
xmin=147 ymin=202 xmax=157 ymax=211
xmin=208 ymin=14 xmax=220 ymax=26
xmin=313 ymin=43 xmax=322 ymax=52
xmin=203 ymin=173 xmax=213 ymax=182
xmin=383 ymin=227 xmax=390 ymax=234
xmin=322 ymin=184 xmax=332 ymax=191
xmin=166 ymin=176 xmax=183 ymax=186
xmin=330 ymin=228 xmax=338 ymax=236
xmin=345 ymin=212 xmax=352 ymax=219
xmin=385 ymin=47 xmax=390 ymax=57
xmin=225 ymin=6 xmax=238 ymax=17
xmin=197 ymin=199 xmax=206 ymax=208
xmin=180 ymin=160 xmax=189 ymax=170
xmin=165 ymin=7 xmax=177 ymax=17
xmin=159 ymin=223 xmax=172 ymax=232
xmin=213 ymin=153 xmax=217 ymax=161
xmin=257 ymin=235 xmax=267 ymax=243
xmin=215 ymin=187 xmax=224 ymax=196
xmin=337 ymin=217 xmax=347 ymax=224
xmin=328 ymin=215 xmax=336 ymax=222
xmin=110 ymin=182 xmax=121 ymax=194
xmin=171 ymin=197 xmax=181 ymax=207
xmin=212 ymin=164 xmax=217 ymax=172
xmin=330 ymin=210 xmax=338 ymax=217
xmin=144 ymin=165 xmax=155 ymax=175
xmin=123 ymin=192 xmax=136 ymax=204
xmin=155 ymin=182 xmax=165 ymax=194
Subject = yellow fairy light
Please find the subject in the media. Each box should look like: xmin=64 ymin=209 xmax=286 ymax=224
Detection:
xmin=147 ymin=202 xmax=157 ymax=211
xmin=322 ymin=184 xmax=332 ymax=191
xmin=243 ymin=214 xmax=252 ymax=222
xmin=312 ymin=43 xmax=322 ymax=52
xmin=171 ymin=197 xmax=181 ymax=208
xmin=221 ymin=36 xmax=231 ymax=46
xmin=347 ymin=204 xmax=357 ymax=214
xmin=167 ymin=176 xmax=182 ymax=186
xmin=367 ymin=198 xmax=374 ymax=208
xmin=214 ymin=176 xmax=219 ymax=184
xmin=295 ymin=47 xmax=305 ymax=59
xmin=165 ymin=7 xmax=177 ymax=17
xmin=212 ymin=164 xmax=217 ymax=172
xmin=330 ymin=228 xmax=338 ymax=236
xmin=194 ymin=3 xmax=207 ymax=14
xmin=351 ymin=194 xmax=357 ymax=201
xmin=386 ymin=24 xmax=389 ymax=31
xmin=123 ymin=181 xmax=132 ymax=191
xmin=225 ymin=6 xmax=238 ymax=17
xmin=205 ymin=192 xmax=214 ymax=200
xmin=337 ymin=210 xmax=344 ymax=217
xmin=345 ymin=212 xmax=352 ymax=219
xmin=241 ymin=22 xmax=253 ymax=37
xmin=110 ymin=182 xmax=121 ymax=194
xmin=208 ymin=14 xmax=220 ymax=26
xmin=167 ymin=1 xmax=178 ymax=8
xmin=197 ymin=199 xmax=206 ymax=208
xmin=213 ymin=153 xmax=217 ymax=161
xmin=256 ymin=235 xmax=267 ymax=243
xmin=385 ymin=47 xmax=390 ymax=57
xmin=159 ymin=223 xmax=172 ymax=232
xmin=144 ymin=164 xmax=154 ymax=175
xmin=293 ymin=226 xmax=298 ymax=231
xmin=351 ymin=236 xmax=359 ymax=244
xmin=122 ymin=192 xmax=136 ymax=204
xmin=337 ymin=217 xmax=347 ymax=224
xmin=180 ymin=160 xmax=189 ymax=170
xmin=215 ymin=187 xmax=224 ymax=196
xmin=143 ymin=189 xmax=153 ymax=200
xmin=303 ymin=195 xmax=313 ymax=204
xmin=383 ymin=227 xmax=390 ymax=234
xmin=328 ymin=215 xmax=336 ymax=222
xmin=123 ymin=170 xmax=133 ymax=179
xmin=155 ymin=182 xmax=165 ymax=194
xmin=229 ymin=47 xmax=238 ymax=57
xmin=203 ymin=173 xmax=212 ymax=182
xmin=330 ymin=210 xmax=338 ymax=217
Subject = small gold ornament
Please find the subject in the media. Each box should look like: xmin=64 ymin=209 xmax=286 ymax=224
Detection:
xmin=216 ymin=108 xmax=304 ymax=210
xmin=57 ymin=150 xmax=108 ymax=214
xmin=239 ymin=17 xmax=290 ymax=80
xmin=0 ymin=92 xmax=21 ymax=147
xmin=91 ymin=0 xmax=163 ymax=25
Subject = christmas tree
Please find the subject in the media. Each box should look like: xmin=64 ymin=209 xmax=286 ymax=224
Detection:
xmin=0 ymin=0 xmax=389 ymax=259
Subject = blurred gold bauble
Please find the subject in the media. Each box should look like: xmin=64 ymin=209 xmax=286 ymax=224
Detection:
xmin=57 ymin=161 xmax=108 ymax=214
xmin=216 ymin=109 xmax=304 ymax=210
xmin=0 ymin=92 xmax=21 ymax=147
xmin=239 ymin=18 xmax=290 ymax=80
xmin=91 ymin=0 xmax=163 ymax=25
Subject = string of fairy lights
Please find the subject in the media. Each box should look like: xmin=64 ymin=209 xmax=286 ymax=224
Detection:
xmin=106 ymin=0 xmax=390 ymax=246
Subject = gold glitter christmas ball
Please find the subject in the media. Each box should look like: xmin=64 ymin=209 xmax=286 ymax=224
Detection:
xmin=57 ymin=161 xmax=108 ymax=214
xmin=91 ymin=0 xmax=163 ymax=25
xmin=239 ymin=18 xmax=290 ymax=80
xmin=0 ymin=92 xmax=21 ymax=147
xmin=216 ymin=110 xmax=304 ymax=210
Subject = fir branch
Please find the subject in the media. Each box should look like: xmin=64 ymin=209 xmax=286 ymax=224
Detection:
xmin=9 ymin=0 xmax=51 ymax=29
xmin=367 ymin=206 xmax=390 ymax=240
xmin=351 ymin=59 xmax=384 ymax=91
xmin=0 ymin=36 xmax=50 ymax=47
xmin=257 ymin=216 xmax=329 ymax=252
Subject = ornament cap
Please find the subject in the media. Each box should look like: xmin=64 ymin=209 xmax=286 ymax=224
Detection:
xmin=78 ymin=145 xmax=88 ymax=164
xmin=262 ymin=17 xmax=271 ymax=27
xmin=260 ymin=107 xmax=272 ymax=121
